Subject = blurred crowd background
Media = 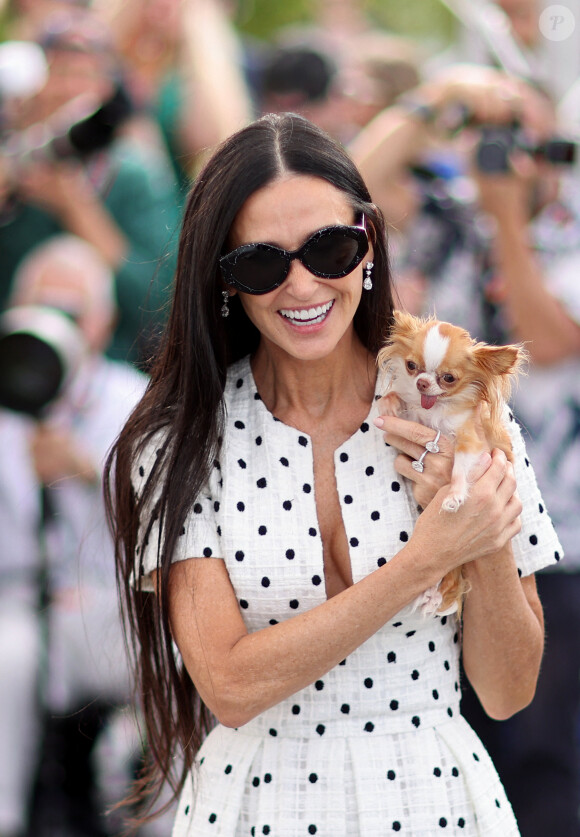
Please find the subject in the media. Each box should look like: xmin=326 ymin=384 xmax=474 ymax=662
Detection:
xmin=0 ymin=0 xmax=579 ymax=835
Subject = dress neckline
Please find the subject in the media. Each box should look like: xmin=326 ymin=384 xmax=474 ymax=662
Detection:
xmin=237 ymin=354 xmax=384 ymax=453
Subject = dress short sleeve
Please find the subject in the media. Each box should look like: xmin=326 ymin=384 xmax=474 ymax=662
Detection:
xmin=506 ymin=405 xmax=564 ymax=576
xmin=131 ymin=435 xmax=223 ymax=592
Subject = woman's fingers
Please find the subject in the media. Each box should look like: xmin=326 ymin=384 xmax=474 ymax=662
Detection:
xmin=373 ymin=417 xmax=518 ymax=533
xmin=468 ymin=452 xmax=522 ymax=543
xmin=475 ymin=449 xmax=514 ymax=498
xmin=467 ymin=451 xmax=493 ymax=484
xmin=374 ymin=415 xmax=453 ymax=462
xmin=497 ymin=461 xmax=522 ymax=528
xmin=374 ymin=415 xmax=454 ymax=508
xmin=395 ymin=450 xmax=451 ymax=509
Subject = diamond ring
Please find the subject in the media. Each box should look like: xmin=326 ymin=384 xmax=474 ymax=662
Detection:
xmin=411 ymin=450 xmax=428 ymax=473
xmin=425 ymin=430 xmax=441 ymax=453
xmin=412 ymin=431 xmax=441 ymax=472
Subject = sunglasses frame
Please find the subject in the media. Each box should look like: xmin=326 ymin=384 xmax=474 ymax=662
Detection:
xmin=219 ymin=222 xmax=369 ymax=295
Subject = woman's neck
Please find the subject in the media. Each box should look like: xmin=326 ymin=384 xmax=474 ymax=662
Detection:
xmin=251 ymin=335 xmax=376 ymax=429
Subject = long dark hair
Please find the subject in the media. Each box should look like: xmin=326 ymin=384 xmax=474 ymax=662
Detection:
xmin=104 ymin=112 xmax=394 ymax=822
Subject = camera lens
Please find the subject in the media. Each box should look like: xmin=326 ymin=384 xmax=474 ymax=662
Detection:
xmin=0 ymin=305 xmax=86 ymax=416
xmin=476 ymin=126 xmax=516 ymax=173
xmin=0 ymin=332 xmax=64 ymax=415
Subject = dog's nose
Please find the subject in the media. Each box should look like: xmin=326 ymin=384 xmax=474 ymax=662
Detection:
xmin=416 ymin=377 xmax=431 ymax=393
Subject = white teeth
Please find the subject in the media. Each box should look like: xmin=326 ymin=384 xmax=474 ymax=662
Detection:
xmin=279 ymin=301 xmax=334 ymax=323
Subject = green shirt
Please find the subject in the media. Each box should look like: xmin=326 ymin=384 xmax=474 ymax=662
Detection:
xmin=0 ymin=138 xmax=181 ymax=366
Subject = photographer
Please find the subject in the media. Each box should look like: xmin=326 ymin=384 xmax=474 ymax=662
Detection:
xmin=0 ymin=234 xmax=147 ymax=837
xmin=352 ymin=65 xmax=580 ymax=835
xmin=350 ymin=64 xmax=555 ymax=328
xmin=0 ymin=8 xmax=181 ymax=368
xmin=462 ymin=111 xmax=580 ymax=837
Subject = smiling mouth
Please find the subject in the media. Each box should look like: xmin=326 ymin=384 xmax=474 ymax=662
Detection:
xmin=279 ymin=300 xmax=334 ymax=326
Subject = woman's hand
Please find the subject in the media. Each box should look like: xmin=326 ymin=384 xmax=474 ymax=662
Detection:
xmin=413 ymin=448 xmax=522 ymax=575
xmin=374 ymin=413 xmax=454 ymax=508
xmin=374 ymin=409 xmax=521 ymax=569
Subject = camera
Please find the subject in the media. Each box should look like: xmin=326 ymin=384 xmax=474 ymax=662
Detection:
xmin=1 ymin=82 xmax=133 ymax=170
xmin=0 ymin=305 xmax=87 ymax=417
xmin=0 ymin=38 xmax=133 ymax=168
xmin=475 ymin=122 xmax=578 ymax=173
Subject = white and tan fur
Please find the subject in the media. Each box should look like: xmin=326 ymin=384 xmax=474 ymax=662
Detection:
xmin=377 ymin=310 xmax=526 ymax=615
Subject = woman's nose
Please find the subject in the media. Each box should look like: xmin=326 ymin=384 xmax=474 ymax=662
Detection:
xmin=284 ymin=260 xmax=320 ymax=299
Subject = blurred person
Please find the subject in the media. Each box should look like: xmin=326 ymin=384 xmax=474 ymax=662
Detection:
xmin=353 ymin=64 xmax=580 ymax=835
xmin=488 ymin=0 xmax=580 ymax=101
xmin=259 ymin=31 xmax=421 ymax=145
xmin=96 ymin=0 xmax=254 ymax=193
xmin=309 ymin=0 xmax=424 ymax=121
xmin=0 ymin=0 xmax=89 ymax=38
xmin=458 ymin=112 xmax=580 ymax=837
xmin=350 ymin=63 xmax=556 ymax=225
xmin=0 ymin=7 xmax=181 ymax=367
xmin=258 ymin=41 xmax=348 ymax=140
xmin=426 ymin=0 xmax=580 ymax=104
xmin=311 ymin=0 xmax=368 ymax=42
xmin=349 ymin=63 xmax=555 ymax=329
xmin=558 ymin=75 xmax=580 ymax=134
xmin=343 ymin=30 xmax=422 ymax=126
xmin=0 ymin=234 xmax=147 ymax=837
xmin=258 ymin=0 xmax=421 ymax=144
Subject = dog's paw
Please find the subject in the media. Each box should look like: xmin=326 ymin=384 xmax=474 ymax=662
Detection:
xmin=412 ymin=585 xmax=443 ymax=617
xmin=441 ymin=493 xmax=465 ymax=513
xmin=378 ymin=392 xmax=402 ymax=417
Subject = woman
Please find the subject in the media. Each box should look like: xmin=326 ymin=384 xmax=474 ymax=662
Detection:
xmin=106 ymin=113 xmax=561 ymax=835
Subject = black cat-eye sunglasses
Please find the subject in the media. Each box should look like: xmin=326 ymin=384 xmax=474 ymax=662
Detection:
xmin=219 ymin=222 xmax=369 ymax=295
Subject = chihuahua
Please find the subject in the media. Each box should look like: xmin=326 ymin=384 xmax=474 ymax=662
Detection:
xmin=377 ymin=310 xmax=525 ymax=615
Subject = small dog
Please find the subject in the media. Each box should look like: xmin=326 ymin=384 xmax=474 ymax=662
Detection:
xmin=377 ymin=310 xmax=525 ymax=615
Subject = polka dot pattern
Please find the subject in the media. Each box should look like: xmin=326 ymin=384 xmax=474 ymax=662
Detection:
xmin=133 ymin=356 xmax=560 ymax=834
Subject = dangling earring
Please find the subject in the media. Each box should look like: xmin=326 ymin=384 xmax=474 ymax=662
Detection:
xmin=221 ymin=290 xmax=230 ymax=318
xmin=363 ymin=262 xmax=374 ymax=291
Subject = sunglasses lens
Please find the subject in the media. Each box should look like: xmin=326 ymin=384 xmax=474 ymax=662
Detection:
xmin=227 ymin=247 xmax=287 ymax=293
xmin=221 ymin=226 xmax=368 ymax=293
xmin=304 ymin=229 xmax=365 ymax=277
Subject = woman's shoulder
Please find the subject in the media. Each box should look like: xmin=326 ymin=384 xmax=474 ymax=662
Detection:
xmin=225 ymin=355 xmax=253 ymax=392
xmin=223 ymin=355 xmax=258 ymax=416
xmin=130 ymin=358 xmax=254 ymax=491
xmin=130 ymin=429 xmax=170 ymax=498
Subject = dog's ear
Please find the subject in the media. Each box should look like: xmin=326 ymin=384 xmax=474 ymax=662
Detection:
xmin=473 ymin=344 xmax=527 ymax=417
xmin=378 ymin=310 xmax=425 ymax=369
xmin=473 ymin=344 xmax=526 ymax=378
xmin=377 ymin=342 xmax=395 ymax=369
xmin=390 ymin=309 xmax=423 ymax=336
xmin=379 ymin=310 xmax=412 ymax=367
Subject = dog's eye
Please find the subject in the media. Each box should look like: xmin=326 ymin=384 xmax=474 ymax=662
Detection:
xmin=441 ymin=374 xmax=456 ymax=384
xmin=406 ymin=360 xmax=417 ymax=373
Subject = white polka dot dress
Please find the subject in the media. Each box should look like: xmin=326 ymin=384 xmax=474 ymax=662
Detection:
xmin=135 ymin=356 xmax=563 ymax=837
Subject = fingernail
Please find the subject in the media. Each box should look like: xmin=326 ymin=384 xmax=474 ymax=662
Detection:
xmin=373 ymin=417 xmax=384 ymax=428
